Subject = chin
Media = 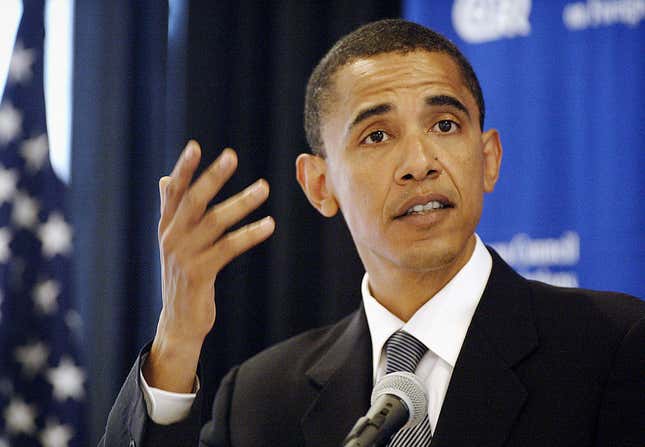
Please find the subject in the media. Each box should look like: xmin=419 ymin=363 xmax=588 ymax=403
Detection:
xmin=389 ymin=244 xmax=460 ymax=273
xmin=393 ymin=233 xmax=476 ymax=273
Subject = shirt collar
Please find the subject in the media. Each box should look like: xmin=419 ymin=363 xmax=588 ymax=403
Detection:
xmin=362 ymin=234 xmax=492 ymax=377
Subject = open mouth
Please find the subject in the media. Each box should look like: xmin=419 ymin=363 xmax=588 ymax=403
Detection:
xmin=404 ymin=199 xmax=453 ymax=215
xmin=394 ymin=196 xmax=455 ymax=219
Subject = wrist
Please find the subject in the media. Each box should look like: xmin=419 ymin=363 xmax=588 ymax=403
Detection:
xmin=144 ymin=330 xmax=203 ymax=393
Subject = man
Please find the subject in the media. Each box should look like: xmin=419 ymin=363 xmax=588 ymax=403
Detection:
xmin=101 ymin=19 xmax=644 ymax=446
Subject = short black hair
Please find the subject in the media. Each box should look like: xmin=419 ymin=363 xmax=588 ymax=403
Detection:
xmin=304 ymin=19 xmax=485 ymax=156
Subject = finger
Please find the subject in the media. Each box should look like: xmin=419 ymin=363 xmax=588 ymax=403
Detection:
xmin=164 ymin=140 xmax=202 ymax=222
xmin=158 ymin=176 xmax=172 ymax=234
xmin=185 ymin=179 xmax=270 ymax=252
xmin=199 ymin=216 xmax=275 ymax=273
xmin=173 ymin=148 xmax=238 ymax=228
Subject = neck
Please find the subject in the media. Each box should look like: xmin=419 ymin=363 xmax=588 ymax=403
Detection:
xmin=366 ymin=237 xmax=476 ymax=321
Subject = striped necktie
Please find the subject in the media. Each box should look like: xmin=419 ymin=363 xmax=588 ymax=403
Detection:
xmin=385 ymin=330 xmax=433 ymax=446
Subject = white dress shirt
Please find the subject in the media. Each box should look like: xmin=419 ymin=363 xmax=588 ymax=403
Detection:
xmin=141 ymin=235 xmax=492 ymax=427
xmin=362 ymin=234 xmax=492 ymax=432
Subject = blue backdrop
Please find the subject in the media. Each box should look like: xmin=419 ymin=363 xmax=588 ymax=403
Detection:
xmin=405 ymin=0 xmax=643 ymax=298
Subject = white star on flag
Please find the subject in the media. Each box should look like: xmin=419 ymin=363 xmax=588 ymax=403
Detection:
xmin=8 ymin=40 xmax=36 ymax=85
xmin=38 ymin=212 xmax=72 ymax=257
xmin=0 ymin=228 xmax=12 ymax=264
xmin=3 ymin=397 xmax=37 ymax=435
xmin=0 ymin=165 xmax=18 ymax=204
xmin=65 ymin=310 xmax=83 ymax=333
xmin=39 ymin=420 xmax=74 ymax=447
xmin=33 ymin=279 xmax=60 ymax=315
xmin=46 ymin=358 xmax=85 ymax=401
xmin=20 ymin=133 xmax=49 ymax=172
xmin=0 ymin=101 xmax=23 ymax=145
xmin=12 ymin=191 xmax=40 ymax=228
xmin=15 ymin=342 xmax=50 ymax=377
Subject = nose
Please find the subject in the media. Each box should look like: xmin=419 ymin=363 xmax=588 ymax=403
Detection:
xmin=394 ymin=134 xmax=441 ymax=184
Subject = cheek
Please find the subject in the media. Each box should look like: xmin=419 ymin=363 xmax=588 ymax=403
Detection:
xmin=454 ymin=154 xmax=485 ymax=219
xmin=441 ymin=149 xmax=485 ymax=215
xmin=447 ymin=145 xmax=485 ymax=190
xmin=333 ymin=163 xmax=389 ymax=235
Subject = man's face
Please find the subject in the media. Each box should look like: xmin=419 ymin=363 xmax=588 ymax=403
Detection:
xmin=319 ymin=50 xmax=501 ymax=277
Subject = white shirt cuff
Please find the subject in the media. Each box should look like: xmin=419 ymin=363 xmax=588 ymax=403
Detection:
xmin=139 ymin=353 xmax=200 ymax=425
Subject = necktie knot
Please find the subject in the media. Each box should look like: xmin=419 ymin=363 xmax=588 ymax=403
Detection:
xmin=385 ymin=330 xmax=428 ymax=374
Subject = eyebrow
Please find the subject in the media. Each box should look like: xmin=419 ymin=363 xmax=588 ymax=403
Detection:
xmin=347 ymin=94 xmax=470 ymax=132
xmin=349 ymin=103 xmax=392 ymax=131
xmin=425 ymin=95 xmax=470 ymax=118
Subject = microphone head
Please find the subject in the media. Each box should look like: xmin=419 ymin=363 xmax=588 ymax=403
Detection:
xmin=370 ymin=371 xmax=428 ymax=429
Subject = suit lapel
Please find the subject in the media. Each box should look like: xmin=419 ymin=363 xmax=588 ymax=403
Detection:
xmin=431 ymin=250 xmax=538 ymax=447
xmin=300 ymin=250 xmax=538 ymax=446
xmin=301 ymin=307 xmax=373 ymax=447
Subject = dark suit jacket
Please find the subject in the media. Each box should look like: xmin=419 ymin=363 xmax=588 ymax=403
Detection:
xmin=100 ymin=251 xmax=645 ymax=446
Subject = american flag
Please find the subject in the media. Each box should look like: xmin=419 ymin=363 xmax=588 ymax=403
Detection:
xmin=0 ymin=1 xmax=86 ymax=446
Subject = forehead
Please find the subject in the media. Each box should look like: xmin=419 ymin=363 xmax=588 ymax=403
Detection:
xmin=329 ymin=50 xmax=475 ymax=119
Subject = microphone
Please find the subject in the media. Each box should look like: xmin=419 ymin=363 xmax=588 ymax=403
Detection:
xmin=342 ymin=372 xmax=428 ymax=447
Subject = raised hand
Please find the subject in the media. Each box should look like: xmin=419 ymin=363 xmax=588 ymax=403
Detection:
xmin=143 ymin=141 xmax=275 ymax=392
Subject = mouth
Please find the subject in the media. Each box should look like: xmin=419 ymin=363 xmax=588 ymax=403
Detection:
xmin=394 ymin=194 xmax=455 ymax=219
xmin=404 ymin=200 xmax=453 ymax=215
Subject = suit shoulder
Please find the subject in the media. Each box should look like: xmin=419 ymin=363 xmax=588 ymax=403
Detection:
xmin=238 ymin=310 xmax=357 ymax=380
xmin=526 ymin=279 xmax=645 ymax=337
xmin=220 ymin=310 xmax=362 ymax=444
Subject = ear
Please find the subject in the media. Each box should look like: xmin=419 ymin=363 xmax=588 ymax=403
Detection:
xmin=481 ymin=129 xmax=503 ymax=193
xmin=295 ymin=153 xmax=339 ymax=217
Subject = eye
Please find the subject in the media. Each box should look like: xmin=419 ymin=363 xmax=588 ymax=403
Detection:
xmin=361 ymin=130 xmax=390 ymax=145
xmin=431 ymin=120 xmax=459 ymax=134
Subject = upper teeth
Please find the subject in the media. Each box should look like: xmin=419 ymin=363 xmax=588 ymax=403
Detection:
xmin=407 ymin=201 xmax=445 ymax=214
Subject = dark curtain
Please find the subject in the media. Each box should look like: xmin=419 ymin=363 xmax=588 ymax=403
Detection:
xmin=72 ymin=0 xmax=400 ymax=443
xmin=72 ymin=1 xmax=171 ymax=442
